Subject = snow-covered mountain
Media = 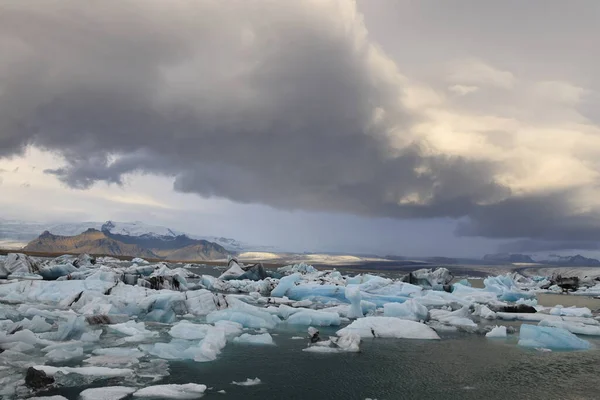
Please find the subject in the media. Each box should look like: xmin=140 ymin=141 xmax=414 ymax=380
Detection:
xmin=0 ymin=218 xmax=252 ymax=252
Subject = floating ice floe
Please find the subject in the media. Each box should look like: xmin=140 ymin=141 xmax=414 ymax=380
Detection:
xmin=486 ymin=326 xmax=507 ymax=338
xmin=133 ymin=383 xmax=207 ymax=398
xmin=517 ymin=324 xmax=591 ymax=350
xmin=79 ymin=386 xmax=137 ymax=400
xmin=231 ymin=378 xmax=262 ymax=386
xmin=233 ymin=332 xmax=275 ymax=345
xmin=337 ymin=317 xmax=440 ymax=339
xmin=383 ymin=299 xmax=428 ymax=321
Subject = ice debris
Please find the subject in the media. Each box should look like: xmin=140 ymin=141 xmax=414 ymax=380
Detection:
xmin=231 ymin=378 xmax=262 ymax=386
xmin=486 ymin=326 xmax=507 ymax=338
xmin=337 ymin=317 xmax=440 ymax=339
xmin=79 ymin=386 xmax=137 ymax=400
xmin=233 ymin=332 xmax=275 ymax=345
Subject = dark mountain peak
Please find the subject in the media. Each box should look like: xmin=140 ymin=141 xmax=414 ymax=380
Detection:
xmin=101 ymin=221 xmax=115 ymax=232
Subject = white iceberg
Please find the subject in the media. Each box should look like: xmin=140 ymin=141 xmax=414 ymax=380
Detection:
xmin=486 ymin=326 xmax=507 ymax=338
xmin=345 ymin=286 xmax=364 ymax=318
xmin=133 ymin=383 xmax=207 ymax=398
xmin=233 ymin=333 xmax=275 ymax=345
xmin=383 ymin=299 xmax=428 ymax=321
xmin=336 ymin=317 xmax=440 ymax=339
xmin=287 ymin=309 xmax=341 ymax=326
xmin=80 ymin=386 xmax=137 ymax=400
xmin=231 ymin=378 xmax=261 ymax=386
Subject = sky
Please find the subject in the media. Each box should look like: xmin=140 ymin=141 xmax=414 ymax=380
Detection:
xmin=1 ymin=0 xmax=599 ymax=257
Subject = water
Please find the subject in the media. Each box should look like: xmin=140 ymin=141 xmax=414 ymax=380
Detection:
xmin=39 ymin=324 xmax=600 ymax=400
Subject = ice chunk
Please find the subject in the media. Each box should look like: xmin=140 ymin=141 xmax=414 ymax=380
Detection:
xmin=286 ymin=284 xmax=347 ymax=303
xmin=403 ymin=268 xmax=452 ymax=289
xmin=131 ymin=258 xmax=149 ymax=264
xmin=486 ymin=326 xmax=507 ymax=338
xmin=218 ymin=260 xmax=246 ymax=280
xmin=332 ymin=333 xmax=361 ymax=352
xmin=383 ymin=299 xmax=428 ymax=322
xmin=287 ymin=309 xmax=341 ymax=326
xmin=29 ymin=397 xmax=68 ymax=400
xmin=206 ymin=298 xmax=279 ymax=329
xmin=185 ymin=289 xmax=220 ymax=316
xmin=278 ymin=263 xmax=317 ymax=275
xmin=169 ymin=320 xmax=213 ymax=340
xmin=549 ymin=305 xmax=592 ymax=318
xmin=231 ymin=378 xmax=261 ymax=386
xmin=233 ymin=333 xmax=275 ymax=345
xmin=484 ymin=275 xmax=535 ymax=302
xmin=32 ymin=365 xmax=133 ymax=377
xmin=80 ymin=386 xmax=137 ymax=400
xmin=337 ymin=317 xmax=440 ymax=339
xmin=473 ymin=304 xmax=497 ymax=320
xmin=133 ymin=383 xmax=207 ymax=398
xmin=345 ymin=286 xmax=363 ymax=318
xmin=518 ymin=324 xmax=591 ymax=350
xmin=46 ymin=345 xmax=84 ymax=362
xmin=270 ymin=273 xmax=301 ymax=298
xmin=108 ymin=321 xmax=158 ymax=342
xmin=0 ymin=253 xmax=40 ymax=278
xmin=538 ymin=319 xmax=600 ymax=336
xmin=429 ymin=307 xmax=477 ymax=330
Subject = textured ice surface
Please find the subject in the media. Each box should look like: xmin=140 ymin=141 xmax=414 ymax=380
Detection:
xmin=538 ymin=319 xmax=600 ymax=336
xmin=233 ymin=333 xmax=275 ymax=345
xmin=345 ymin=286 xmax=363 ymax=318
xmin=337 ymin=317 xmax=440 ymax=339
xmin=271 ymin=273 xmax=301 ymax=298
xmin=518 ymin=324 xmax=591 ymax=350
xmin=549 ymin=305 xmax=592 ymax=318
xmin=32 ymin=365 xmax=134 ymax=377
xmin=206 ymin=298 xmax=279 ymax=329
xmin=231 ymin=378 xmax=261 ymax=386
xmin=133 ymin=383 xmax=207 ymax=398
xmin=486 ymin=326 xmax=507 ymax=338
xmin=79 ymin=386 xmax=137 ymax=400
xmin=383 ymin=299 xmax=428 ymax=321
xmin=287 ymin=309 xmax=341 ymax=326
xmin=429 ymin=307 xmax=477 ymax=330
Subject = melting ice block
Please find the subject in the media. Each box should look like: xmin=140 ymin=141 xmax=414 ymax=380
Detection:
xmin=518 ymin=324 xmax=591 ymax=350
xmin=231 ymin=378 xmax=261 ymax=386
xmin=133 ymin=383 xmax=207 ymax=398
xmin=345 ymin=286 xmax=363 ymax=318
xmin=271 ymin=273 xmax=301 ymax=297
xmin=80 ymin=386 xmax=137 ymax=400
xmin=383 ymin=299 xmax=428 ymax=321
xmin=486 ymin=326 xmax=507 ymax=338
xmin=233 ymin=333 xmax=275 ymax=345
xmin=206 ymin=298 xmax=280 ymax=329
xmin=336 ymin=317 xmax=440 ymax=339
xmin=287 ymin=309 xmax=341 ymax=326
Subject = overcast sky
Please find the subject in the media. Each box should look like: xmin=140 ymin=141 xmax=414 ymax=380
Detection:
xmin=1 ymin=0 xmax=599 ymax=257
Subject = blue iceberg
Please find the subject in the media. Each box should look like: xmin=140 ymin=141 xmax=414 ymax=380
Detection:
xmin=518 ymin=324 xmax=591 ymax=350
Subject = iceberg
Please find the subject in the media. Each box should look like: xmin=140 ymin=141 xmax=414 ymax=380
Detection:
xmin=278 ymin=263 xmax=317 ymax=275
xmin=538 ymin=319 xmax=600 ymax=336
xmin=32 ymin=365 xmax=134 ymax=377
xmin=287 ymin=309 xmax=341 ymax=326
xmin=133 ymin=383 xmax=207 ymax=398
xmin=345 ymin=286 xmax=363 ymax=318
xmin=80 ymin=386 xmax=137 ymax=400
xmin=486 ymin=326 xmax=507 ymax=338
xmin=549 ymin=305 xmax=592 ymax=318
xmin=231 ymin=378 xmax=261 ymax=386
xmin=518 ymin=324 xmax=591 ymax=350
xmin=233 ymin=332 xmax=275 ymax=345
xmin=207 ymin=298 xmax=280 ymax=329
xmin=271 ymin=273 xmax=301 ymax=297
xmin=337 ymin=317 xmax=440 ymax=339
xmin=383 ymin=299 xmax=428 ymax=322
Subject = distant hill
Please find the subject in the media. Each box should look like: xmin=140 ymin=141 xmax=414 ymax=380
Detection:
xmin=23 ymin=229 xmax=158 ymax=259
xmin=483 ymin=253 xmax=535 ymax=263
xmin=22 ymin=228 xmax=230 ymax=261
xmin=483 ymin=252 xmax=600 ymax=266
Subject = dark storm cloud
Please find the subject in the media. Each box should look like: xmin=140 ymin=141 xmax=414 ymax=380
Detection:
xmin=0 ymin=0 xmax=598 ymax=246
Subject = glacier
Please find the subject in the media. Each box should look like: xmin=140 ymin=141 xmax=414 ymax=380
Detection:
xmin=1 ymin=251 xmax=599 ymax=398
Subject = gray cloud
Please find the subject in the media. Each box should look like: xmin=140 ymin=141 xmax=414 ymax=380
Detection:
xmin=0 ymin=0 xmax=599 ymax=248
xmin=498 ymin=239 xmax=600 ymax=254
